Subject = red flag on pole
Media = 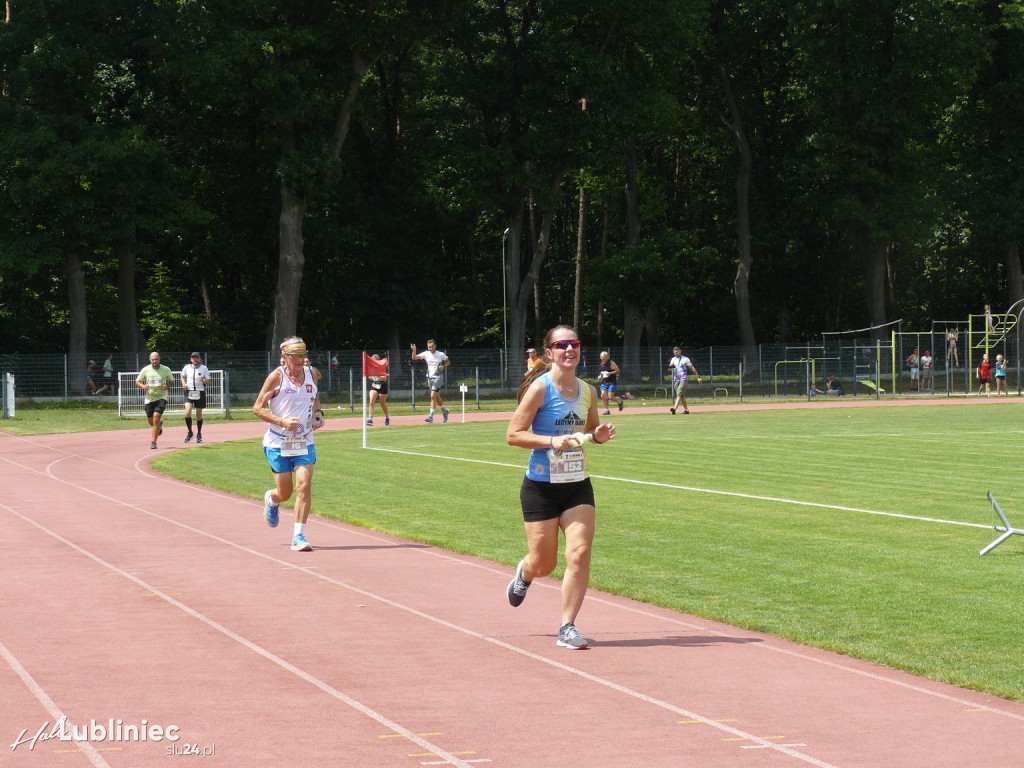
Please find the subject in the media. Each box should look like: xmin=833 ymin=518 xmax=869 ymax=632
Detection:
xmin=362 ymin=352 xmax=389 ymax=377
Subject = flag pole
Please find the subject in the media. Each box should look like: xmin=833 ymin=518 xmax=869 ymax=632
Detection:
xmin=361 ymin=353 xmax=368 ymax=449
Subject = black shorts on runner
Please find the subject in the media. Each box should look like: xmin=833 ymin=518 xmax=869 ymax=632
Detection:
xmin=519 ymin=476 xmax=595 ymax=523
xmin=145 ymin=399 xmax=168 ymax=418
xmin=184 ymin=390 xmax=207 ymax=409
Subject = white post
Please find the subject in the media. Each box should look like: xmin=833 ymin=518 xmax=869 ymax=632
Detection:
xmin=459 ymin=383 xmax=468 ymax=422
xmin=502 ymin=228 xmax=509 ymax=387
xmin=2 ymin=373 xmax=14 ymax=418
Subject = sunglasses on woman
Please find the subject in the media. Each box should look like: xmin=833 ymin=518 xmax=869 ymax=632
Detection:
xmin=550 ymin=339 xmax=581 ymax=350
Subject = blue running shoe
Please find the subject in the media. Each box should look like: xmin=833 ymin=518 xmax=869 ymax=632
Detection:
xmin=425 ymin=415 xmax=433 ymax=423
xmin=291 ymin=533 xmax=312 ymax=552
xmin=442 ymin=407 xmax=450 ymax=423
xmin=264 ymin=490 xmax=279 ymax=528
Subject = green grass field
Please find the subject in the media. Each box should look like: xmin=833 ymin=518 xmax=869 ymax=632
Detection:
xmin=11 ymin=399 xmax=1024 ymax=701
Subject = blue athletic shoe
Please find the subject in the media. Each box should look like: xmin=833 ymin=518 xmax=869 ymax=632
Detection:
xmin=442 ymin=407 xmax=450 ymax=423
xmin=425 ymin=415 xmax=433 ymax=423
xmin=264 ymin=490 xmax=279 ymax=528
xmin=291 ymin=533 xmax=312 ymax=552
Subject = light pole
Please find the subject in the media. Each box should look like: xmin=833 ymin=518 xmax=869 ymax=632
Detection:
xmin=502 ymin=228 xmax=510 ymax=386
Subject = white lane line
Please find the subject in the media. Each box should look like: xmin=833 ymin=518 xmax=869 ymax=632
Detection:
xmin=0 ymin=640 xmax=112 ymax=768
xmin=364 ymin=447 xmax=994 ymax=530
xmin=8 ymin=437 xmax=1024 ymax=734
xmin=3 ymin=462 xmax=840 ymax=768
xmin=7 ymin=444 xmax=1024 ymax=726
xmin=0 ymin=501 xmax=476 ymax=768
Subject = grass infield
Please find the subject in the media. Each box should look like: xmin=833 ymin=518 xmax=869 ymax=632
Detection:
xmin=16 ymin=399 xmax=1024 ymax=702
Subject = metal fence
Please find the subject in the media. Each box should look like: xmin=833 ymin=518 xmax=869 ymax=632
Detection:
xmin=2 ymin=339 xmax=1020 ymax=410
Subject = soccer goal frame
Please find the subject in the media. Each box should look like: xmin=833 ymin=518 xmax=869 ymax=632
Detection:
xmin=116 ymin=370 xmax=229 ymax=418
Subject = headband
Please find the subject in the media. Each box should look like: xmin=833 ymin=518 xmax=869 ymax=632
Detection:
xmin=280 ymin=340 xmax=307 ymax=357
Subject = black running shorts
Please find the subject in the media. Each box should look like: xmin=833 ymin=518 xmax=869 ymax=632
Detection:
xmin=519 ymin=476 xmax=595 ymax=522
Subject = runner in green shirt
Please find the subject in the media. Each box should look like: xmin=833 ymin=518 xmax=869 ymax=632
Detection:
xmin=135 ymin=351 xmax=174 ymax=449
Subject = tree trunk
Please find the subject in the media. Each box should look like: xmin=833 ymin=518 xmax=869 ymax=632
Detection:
xmin=65 ymin=245 xmax=88 ymax=394
xmin=885 ymin=244 xmax=898 ymax=316
xmin=268 ymin=49 xmax=377 ymax=350
xmin=720 ymin=59 xmax=757 ymax=372
xmin=621 ymin=137 xmax=642 ymax=373
xmin=573 ymin=180 xmax=586 ymax=331
xmin=465 ymin=237 xmax=487 ymax=326
xmin=1004 ymin=243 xmax=1023 ymax=307
xmin=596 ymin=212 xmax=609 ymax=351
xmin=271 ymin=180 xmax=308 ymax=346
xmin=622 ymin=299 xmax=644 ymax=374
xmin=645 ymin=305 xmax=660 ymax=349
xmin=864 ymin=242 xmax=888 ymax=337
xmin=200 ymin=274 xmax=214 ymax=317
xmin=116 ymin=232 xmax=144 ymax=356
xmin=533 ymin=280 xmax=542 ymax=346
xmin=505 ymin=168 xmax=568 ymax=370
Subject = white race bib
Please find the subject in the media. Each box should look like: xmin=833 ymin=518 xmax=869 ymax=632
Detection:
xmin=148 ymin=375 xmax=163 ymax=387
xmin=187 ymin=389 xmax=201 ymax=400
xmin=280 ymin=437 xmax=308 ymax=457
xmin=549 ymin=450 xmax=586 ymax=484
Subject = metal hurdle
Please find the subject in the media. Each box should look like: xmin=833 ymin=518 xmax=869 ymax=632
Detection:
xmin=979 ymin=491 xmax=1024 ymax=556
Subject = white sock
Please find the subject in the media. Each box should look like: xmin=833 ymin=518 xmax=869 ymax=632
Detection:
xmin=429 ymin=408 xmax=436 ymax=416
xmin=294 ymin=522 xmax=305 ymax=537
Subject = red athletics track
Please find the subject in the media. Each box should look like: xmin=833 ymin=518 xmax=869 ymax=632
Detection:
xmin=2 ymin=401 xmax=1024 ymax=767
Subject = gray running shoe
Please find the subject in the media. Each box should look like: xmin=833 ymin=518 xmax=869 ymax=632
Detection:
xmin=506 ymin=559 xmax=531 ymax=607
xmin=442 ymin=407 xmax=450 ymax=423
xmin=556 ymin=622 xmax=588 ymax=650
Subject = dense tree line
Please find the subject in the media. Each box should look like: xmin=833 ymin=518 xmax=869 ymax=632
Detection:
xmin=2 ymin=1 xmax=1022 ymax=365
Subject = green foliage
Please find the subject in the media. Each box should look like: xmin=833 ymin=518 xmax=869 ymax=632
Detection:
xmin=139 ymin=263 xmax=238 ymax=351
xmin=2 ymin=0 xmax=1023 ymax=355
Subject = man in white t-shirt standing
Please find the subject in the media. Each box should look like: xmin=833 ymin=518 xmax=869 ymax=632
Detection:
xmin=668 ymin=345 xmax=701 ymax=415
xmin=181 ymin=352 xmax=211 ymax=443
xmin=410 ymin=339 xmax=450 ymax=423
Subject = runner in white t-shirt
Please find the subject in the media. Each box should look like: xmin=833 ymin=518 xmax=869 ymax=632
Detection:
xmin=181 ymin=352 xmax=211 ymax=444
xmin=410 ymin=339 xmax=450 ymax=423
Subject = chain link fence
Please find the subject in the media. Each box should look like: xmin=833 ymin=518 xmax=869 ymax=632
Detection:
xmin=3 ymin=338 xmax=1019 ymax=411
